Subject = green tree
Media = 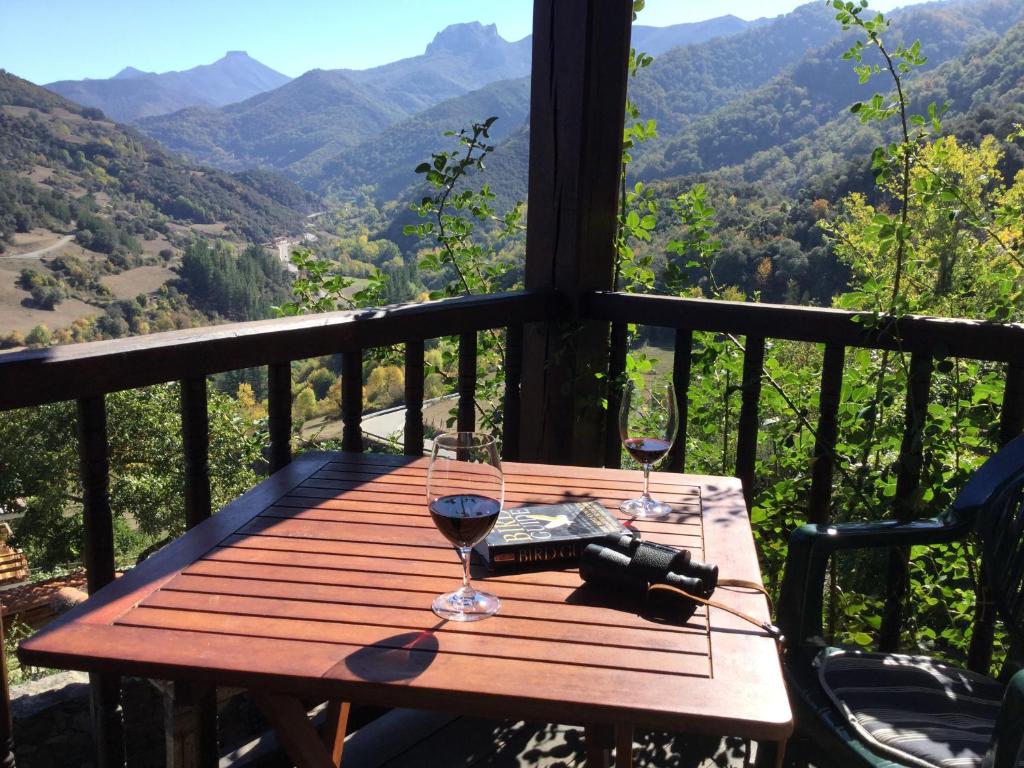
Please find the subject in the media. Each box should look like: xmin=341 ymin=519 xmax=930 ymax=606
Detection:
xmin=4 ymin=384 xmax=261 ymax=569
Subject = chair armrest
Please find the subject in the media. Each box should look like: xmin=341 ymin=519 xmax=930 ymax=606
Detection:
xmin=990 ymin=669 xmax=1024 ymax=768
xmin=776 ymin=518 xmax=968 ymax=648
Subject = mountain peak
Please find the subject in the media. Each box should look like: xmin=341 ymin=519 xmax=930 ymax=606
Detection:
xmin=224 ymin=50 xmax=249 ymax=58
xmin=112 ymin=66 xmax=151 ymax=80
xmin=425 ymin=22 xmax=503 ymax=56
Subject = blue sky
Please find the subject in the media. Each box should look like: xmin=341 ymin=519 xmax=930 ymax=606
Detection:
xmin=2 ymin=0 xmax=931 ymax=85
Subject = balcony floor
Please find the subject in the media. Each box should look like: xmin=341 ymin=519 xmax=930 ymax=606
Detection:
xmin=229 ymin=708 xmax=826 ymax=767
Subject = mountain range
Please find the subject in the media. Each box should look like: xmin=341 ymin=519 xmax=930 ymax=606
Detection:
xmin=45 ymin=51 xmax=291 ymax=123
xmin=15 ymin=0 xmax=1024 ymax=243
xmin=123 ymin=15 xmax=766 ymax=179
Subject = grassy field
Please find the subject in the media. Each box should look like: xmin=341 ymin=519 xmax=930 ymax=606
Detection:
xmin=101 ymin=266 xmax=175 ymax=299
xmin=0 ymin=267 xmax=96 ymax=334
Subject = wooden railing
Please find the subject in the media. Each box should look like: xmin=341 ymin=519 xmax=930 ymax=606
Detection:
xmin=584 ymin=290 xmax=1024 ymax=673
xmin=0 ymin=290 xmax=549 ymax=767
xmin=4 ymin=287 xmax=1024 ymax=765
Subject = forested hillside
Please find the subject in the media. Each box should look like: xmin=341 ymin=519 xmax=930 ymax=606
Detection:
xmin=632 ymin=0 xmax=1024 ymax=180
xmin=0 ymin=70 xmax=314 ymax=345
xmin=0 ymin=71 xmax=316 ymax=245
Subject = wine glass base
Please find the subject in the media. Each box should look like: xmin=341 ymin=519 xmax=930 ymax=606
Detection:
xmin=432 ymin=588 xmax=501 ymax=622
xmin=619 ymin=496 xmax=673 ymax=520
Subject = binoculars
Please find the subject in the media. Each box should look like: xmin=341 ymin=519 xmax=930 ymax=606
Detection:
xmin=580 ymin=533 xmax=718 ymax=608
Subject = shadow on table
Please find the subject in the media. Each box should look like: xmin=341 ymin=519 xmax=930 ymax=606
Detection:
xmin=343 ymin=624 xmax=442 ymax=683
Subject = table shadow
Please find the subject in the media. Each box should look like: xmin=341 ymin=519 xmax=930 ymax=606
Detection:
xmin=343 ymin=625 xmax=442 ymax=683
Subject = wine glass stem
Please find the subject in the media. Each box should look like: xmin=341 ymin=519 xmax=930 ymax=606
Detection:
xmin=642 ymin=463 xmax=652 ymax=500
xmin=459 ymin=546 xmax=472 ymax=592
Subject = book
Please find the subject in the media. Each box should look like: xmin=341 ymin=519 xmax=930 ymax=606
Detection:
xmin=474 ymin=500 xmax=630 ymax=570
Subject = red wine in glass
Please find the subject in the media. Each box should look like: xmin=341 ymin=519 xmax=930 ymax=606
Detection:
xmin=623 ymin=437 xmax=672 ymax=465
xmin=429 ymin=494 xmax=501 ymax=548
xmin=619 ymin=380 xmax=678 ymax=520
xmin=427 ymin=432 xmax=503 ymax=621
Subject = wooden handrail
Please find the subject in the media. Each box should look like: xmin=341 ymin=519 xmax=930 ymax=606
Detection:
xmin=584 ymin=291 xmax=1024 ymax=363
xmin=0 ymin=291 xmax=550 ymax=412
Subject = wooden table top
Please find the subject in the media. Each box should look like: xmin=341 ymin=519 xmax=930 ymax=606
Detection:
xmin=19 ymin=452 xmax=792 ymax=741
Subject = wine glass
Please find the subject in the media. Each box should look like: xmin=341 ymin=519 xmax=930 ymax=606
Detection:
xmin=427 ymin=432 xmax=504 ymax=621
xmin=619 ymin=379 xmax=678 ymax=519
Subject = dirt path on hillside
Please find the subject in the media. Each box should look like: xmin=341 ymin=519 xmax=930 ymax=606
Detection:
xmin=3 ymin=235 xmax=74 ymax=260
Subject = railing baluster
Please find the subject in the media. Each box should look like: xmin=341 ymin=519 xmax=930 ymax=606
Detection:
xmin=503 ymin=326 xmax=524 ymax=461
xmin=967 ymin=363 xmax=1024 ymax=673
xmin=77 ymin=396 xmax=126 ymax=768
xmin=342 ymin=350 xmax=363 ymax=453
xmin=666 ymin=329 xmax=693 ymax=473
xmin=177 ymin=378 xmax=218 ymax=768
xmin=267 ymin=362 xmax=292 ymax=472
xmin=458 ymin=332 xmax=477 ymax=433
xmin=808 ymin=344 xmax=845 ymax=525
xmin=604 ymin=322 xmax=628 ymax=469
xmin=404 ymin=341 xmax=425 ymax=456
xmin=181 ymin=377 xmax=211 ymax=528
xmin=735 ymin=337 xmax=765 ymax=509
xmin=880 ymin=352 xmax=933 ymax=652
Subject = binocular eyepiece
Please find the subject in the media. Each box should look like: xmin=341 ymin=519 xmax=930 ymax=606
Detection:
xmin=580 ymin=533 xmax=718 ymax=600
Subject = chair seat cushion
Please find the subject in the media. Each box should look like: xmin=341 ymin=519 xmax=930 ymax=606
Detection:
xmin=817 ymin=650 xmax=1004 ymax=768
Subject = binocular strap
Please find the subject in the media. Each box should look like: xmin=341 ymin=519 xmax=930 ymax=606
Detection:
xmin=646 ymin=578 xmax=782 ymax=644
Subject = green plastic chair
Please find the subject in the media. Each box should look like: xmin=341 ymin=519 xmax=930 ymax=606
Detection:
xmin=775 ymin=434 xmax=1024 ymax=768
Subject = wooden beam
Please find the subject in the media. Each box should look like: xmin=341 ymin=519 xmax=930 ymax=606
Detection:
xmin=251 ymin=692 xmax=335 ymax=768
xmin=322 ymin=700 xmax=350 ymax=767
xmin=0 ymin=292 xmax=549 ymax=412
xmin=518 ymin=0 xmax=633 ymax=466
xmin=583 ymin=291 xmax=1024 ymax=364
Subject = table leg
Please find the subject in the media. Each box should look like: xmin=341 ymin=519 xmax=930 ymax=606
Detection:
xmin=323 ymin=700 xmax=350 ymax=766
xmin=615 ymin=725 xmax=634 ymax=768
xmin=251 ymin=692 xmax=335 ymax=768
xmin=584 ymin=725 xmax=613 ymax=767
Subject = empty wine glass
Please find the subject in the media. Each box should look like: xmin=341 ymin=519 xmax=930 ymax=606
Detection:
xmin=619 ymin=379 xmax=678 ymax=519
xmin=427 ymin=432 xmax=503 ymax=621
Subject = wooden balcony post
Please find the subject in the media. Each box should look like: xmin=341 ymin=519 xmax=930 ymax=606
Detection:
xmin=519 ymin=0 xmax=633 ymax=466
xmin=77 ymin=396 xmax=126 ymax=768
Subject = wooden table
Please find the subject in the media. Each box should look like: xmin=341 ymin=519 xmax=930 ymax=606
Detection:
xmin=19 ymin=452 xmax=792 ymax=767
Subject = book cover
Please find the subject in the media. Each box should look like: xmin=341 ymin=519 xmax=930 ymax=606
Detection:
xmin=474 ymin=500 xmax=629 ymax=570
